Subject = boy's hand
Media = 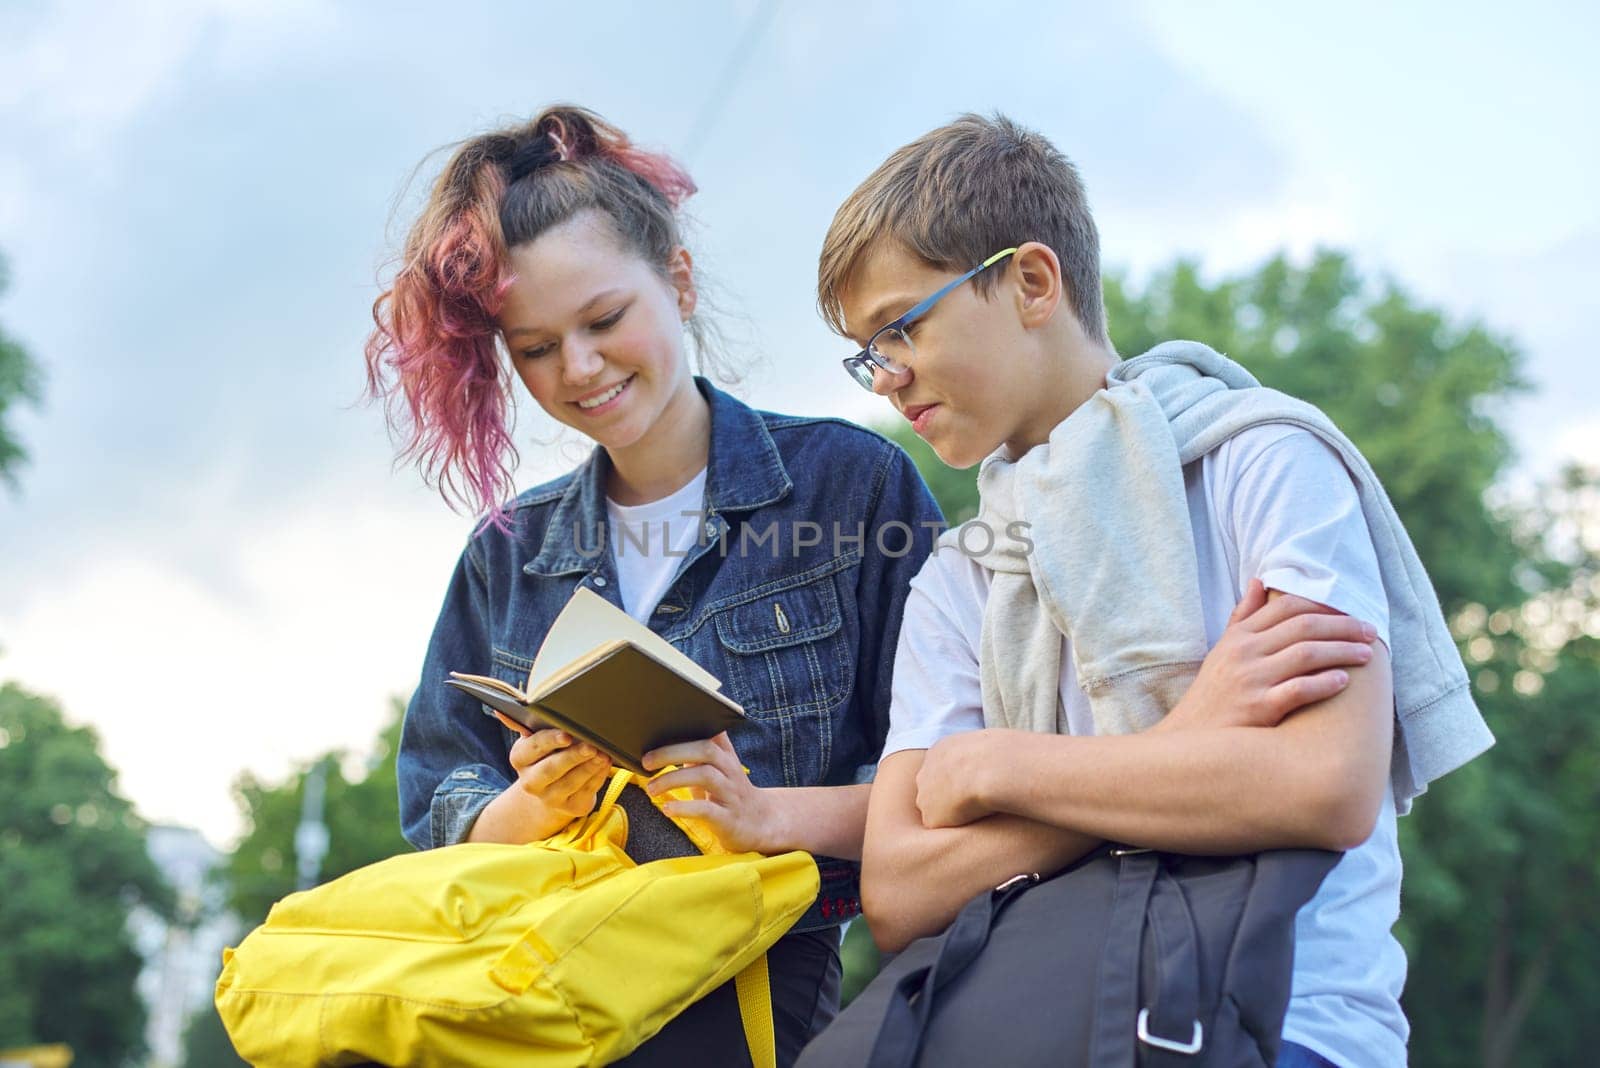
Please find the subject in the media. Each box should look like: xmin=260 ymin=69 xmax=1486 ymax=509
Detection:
xmin=643 ymin=732 xmax=782 ymax=854
xmin=1161 ymin=579 xmax=1377 ymax=732
xmin=914 ymin=729 xmax=1008 ymax=828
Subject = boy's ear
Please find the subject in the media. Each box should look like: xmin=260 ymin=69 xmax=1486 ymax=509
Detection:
xmin=1012 ymin=241 xmax=1064 ymax=329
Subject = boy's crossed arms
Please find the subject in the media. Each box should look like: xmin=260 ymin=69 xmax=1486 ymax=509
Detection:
xmin=863 ymin=584 xmax=1387 ymax=952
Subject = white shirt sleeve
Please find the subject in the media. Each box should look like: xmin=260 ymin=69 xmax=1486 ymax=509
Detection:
xmin=1218 ymin=426 xmax=1391 ymax=647
xmin=881 ymin=550 xmax=987 ymax=756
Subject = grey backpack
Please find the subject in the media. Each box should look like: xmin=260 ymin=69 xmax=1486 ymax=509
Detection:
xmin=798 ymin=845 xmax=1338 ymax=1068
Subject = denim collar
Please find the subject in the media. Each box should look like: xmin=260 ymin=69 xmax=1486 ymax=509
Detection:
xmin=525 ymin=377 xmax=792 ymax=576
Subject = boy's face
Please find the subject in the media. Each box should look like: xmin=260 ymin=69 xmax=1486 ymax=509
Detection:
xmin=839 ymin=241 xmax=1038 ymax=469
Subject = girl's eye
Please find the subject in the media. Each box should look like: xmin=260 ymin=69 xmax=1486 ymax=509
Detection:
xmin=521 ymin=343 xmax=555 ymax=360
xmin=592 ymin=307 xmax=626 ymax=331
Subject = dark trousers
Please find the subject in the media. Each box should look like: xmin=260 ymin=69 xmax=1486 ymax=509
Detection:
xmin=615 ymin=926 xmax=843 ymax=1068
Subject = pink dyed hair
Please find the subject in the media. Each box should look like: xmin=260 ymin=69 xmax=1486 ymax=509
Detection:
xmin=364 ymin=106 xmax=697 ymax=527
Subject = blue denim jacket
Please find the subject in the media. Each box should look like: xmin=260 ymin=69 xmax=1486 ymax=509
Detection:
xmin=397 ymin=378 xmax=942 ymax=932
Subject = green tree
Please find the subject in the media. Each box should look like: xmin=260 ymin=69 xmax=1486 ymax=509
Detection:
xmin=0 ymin=682 xmax=175 ymax=1067
xmin=221 ymin=699 xmax=409 ymax=925
xmin=1397 ymin=466 xmax=1600 ymax=1068
xmin=0 ymin=251 xmax=44 ymax=489
xmin=883 ymin=249 xmax=1597 ymax=1065
xmin=1103 ymin=251 xmax=1525 ymax=612
xmin=874 ymin=419 xmax=977 ymax=524
xmin=176 ymin=996 xmax=248 ymax=1068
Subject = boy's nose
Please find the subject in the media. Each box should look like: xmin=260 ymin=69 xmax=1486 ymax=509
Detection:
xmin=871 ymin=364 xmax=911 ymax=396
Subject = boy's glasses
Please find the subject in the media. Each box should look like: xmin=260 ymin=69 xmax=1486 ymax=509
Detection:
xmin=842 ymin=247 xmax=1018 ymax=391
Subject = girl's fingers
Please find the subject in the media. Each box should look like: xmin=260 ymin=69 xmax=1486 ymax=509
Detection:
xmin=658 ymin=798 xmax=722 ymax=823
xmin=641 ymin=737 xmax=721 ymax=773
xmin=554 ymin=754 xmax=612 ymax=804
xmin=492 ymin=710 xmax=533 ymax=737
xmin=509 ymin=729 xmax=573 ymax=771
xmin=645 ymin=762 xmax=725 ymax=798
xmin=521 ymin=742 xmax=601 ymax=791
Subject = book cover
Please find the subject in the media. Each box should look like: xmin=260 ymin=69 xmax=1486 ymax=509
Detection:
xmin=445 ymin=589 xmax=745 ymax=774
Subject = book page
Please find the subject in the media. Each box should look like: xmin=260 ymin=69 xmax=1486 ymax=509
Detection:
xmin=528 ymin=587 xmax=722 ymax=695
xmin=447 ymin=672 xmax=528 ymax=701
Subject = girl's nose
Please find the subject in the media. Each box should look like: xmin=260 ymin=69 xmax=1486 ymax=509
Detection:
xmin=561 ymin=342 xmax=605 ymax=388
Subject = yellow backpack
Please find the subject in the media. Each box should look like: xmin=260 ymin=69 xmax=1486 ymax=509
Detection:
xmin=215 ymin=768 xmax=819 ymax=1067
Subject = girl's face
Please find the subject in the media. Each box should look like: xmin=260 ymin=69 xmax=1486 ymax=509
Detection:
xmin=498 ymin=210 xmax=699 ymax=455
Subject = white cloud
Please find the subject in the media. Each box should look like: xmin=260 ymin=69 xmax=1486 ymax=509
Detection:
xmin=0 ymin=477 xmax=470 ymax=847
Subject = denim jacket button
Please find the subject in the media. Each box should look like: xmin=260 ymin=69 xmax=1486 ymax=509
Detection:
xmin=591 ymin=575 xmax=608 ymax=588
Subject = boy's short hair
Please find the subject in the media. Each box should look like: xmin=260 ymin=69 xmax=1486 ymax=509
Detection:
xmin=818 ymin=112 xmax=1108 ymax=344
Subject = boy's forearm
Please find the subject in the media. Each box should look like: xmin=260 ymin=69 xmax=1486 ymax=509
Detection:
xmin=981 ymin=730 xmax=1341 ymax=852
xmin=862 ymin=750 xmax=1097 ymax=952
xmin=864 ymin=811 xmax=1097 ymax=951
xmin=974 ymin=657 xmax=1393 ymax=853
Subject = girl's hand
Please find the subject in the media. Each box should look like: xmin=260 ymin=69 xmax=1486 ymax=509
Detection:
xmin=642 ymin=732 xmax=782 ymax=854
xmin=1161 ymin=578 xmax=1378 ymax=732
xmin=469 ymin=728 xmax=612 ymax=843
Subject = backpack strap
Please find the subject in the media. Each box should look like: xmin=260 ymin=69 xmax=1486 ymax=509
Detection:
xmin=734 ymin=953 xmax=776 ymax=1068
xmin=598 ymin=766 xmax=633 ymax=816
xmin=1087 ymin=850 xmax=1162 ymax=1068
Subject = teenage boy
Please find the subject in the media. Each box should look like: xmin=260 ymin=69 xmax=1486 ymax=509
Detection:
xmin=817 ymin=114 xmax=1491 ymax=1067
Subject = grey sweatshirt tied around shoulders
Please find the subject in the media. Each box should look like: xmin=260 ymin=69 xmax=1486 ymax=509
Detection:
xmin=957 ymin=340 xmax=1492 ymax=814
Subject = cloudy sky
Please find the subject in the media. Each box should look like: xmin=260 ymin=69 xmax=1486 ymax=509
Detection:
xmin=1 ymin=0 xmax=1594 ymax=846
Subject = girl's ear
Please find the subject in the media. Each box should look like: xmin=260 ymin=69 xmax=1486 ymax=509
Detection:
xmin=1012 ymin=241 xmax=1063 ymax=329
xmin=666 ymin=246 xmax=698 ymax=321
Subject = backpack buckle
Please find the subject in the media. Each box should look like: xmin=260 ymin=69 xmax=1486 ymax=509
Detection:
xmin=1137 ymin=1008 xmax=1203 ymax=1055
xmin=993 ymin=872 xmax=1040 ymax=893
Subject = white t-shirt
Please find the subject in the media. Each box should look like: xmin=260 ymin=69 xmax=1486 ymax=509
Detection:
xmin=886 ymin=425 xmax=1408 ymax=1067
xmin=605 ymin=468 xmax=708 ymax=622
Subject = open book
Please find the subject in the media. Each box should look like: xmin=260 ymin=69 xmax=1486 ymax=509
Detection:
xmin=445 ymin=588 xmax=745 ymax=775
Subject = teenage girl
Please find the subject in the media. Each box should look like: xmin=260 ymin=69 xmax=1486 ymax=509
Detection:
xmin=365 ymin=105 xmax=943 ymax=1064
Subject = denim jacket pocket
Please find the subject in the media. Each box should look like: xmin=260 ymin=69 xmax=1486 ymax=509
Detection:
xmin=490 ymin=646 xmax=534 ymax=687
xmin=713 ymin=573 xmax=851 ymax=787
xmin=473 ymin=647 xmax=534 ymax=729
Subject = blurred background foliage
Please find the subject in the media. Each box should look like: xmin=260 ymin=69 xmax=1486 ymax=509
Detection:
xmin=0 ymin=684 xmax=174 ymax=1068
xmin=3 ymin=249 xmax=1595 ymax=1067
xmin=0 ymin=252 xmax=45 ymax=490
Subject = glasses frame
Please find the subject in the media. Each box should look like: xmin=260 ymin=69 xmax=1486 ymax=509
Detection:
xmin=841 ymin=247 xmax=1019 ymax=391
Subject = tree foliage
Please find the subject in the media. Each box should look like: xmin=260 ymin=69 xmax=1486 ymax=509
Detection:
xmin=0 ymin=251 xmax=44 ymax=490
xmin=0 ymin=683 xmax=174 ymax=1067
xmin=878 ymin=249 xmax=1597 ymax=1066
xmin=220 ymin=699 xmax=410 ymax=926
